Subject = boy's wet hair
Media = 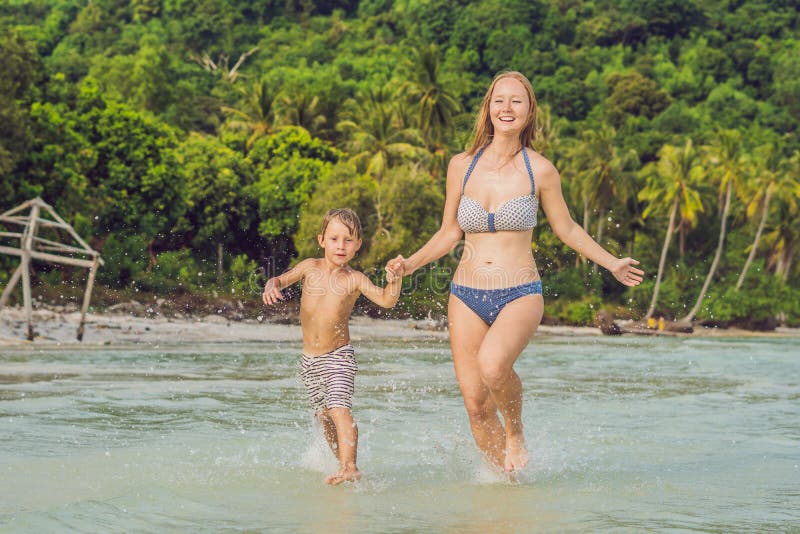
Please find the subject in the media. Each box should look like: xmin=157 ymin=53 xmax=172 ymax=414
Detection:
xmin=321 ymin=208 xmax=362 ymax=240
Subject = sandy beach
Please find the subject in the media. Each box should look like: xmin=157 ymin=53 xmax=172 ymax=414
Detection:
xmin=0 ymin=305 xmax=797 ymax=349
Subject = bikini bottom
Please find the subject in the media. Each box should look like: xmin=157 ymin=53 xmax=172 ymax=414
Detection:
xmin=450 ymin=281 xmax=542 ymax=326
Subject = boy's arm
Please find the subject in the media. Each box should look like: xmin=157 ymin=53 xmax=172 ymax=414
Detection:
xmin=355 ymin=271 xmax=402 ymax=309
xmin=262 ymin=259 xmax=312 ymax=305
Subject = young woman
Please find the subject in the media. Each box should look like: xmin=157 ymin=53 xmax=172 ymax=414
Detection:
xmin=387 ymin=71 xmax=644 ymax=472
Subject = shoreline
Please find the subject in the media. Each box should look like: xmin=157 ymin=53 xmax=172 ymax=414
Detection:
xmin=0 ymin=306 xmax=798 ymax=349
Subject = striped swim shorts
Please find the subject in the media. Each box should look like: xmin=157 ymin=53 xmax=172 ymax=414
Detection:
xmin=300 ymin=344 xmax=358 ymax=413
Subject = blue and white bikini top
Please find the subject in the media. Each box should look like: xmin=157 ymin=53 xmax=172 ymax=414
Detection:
xmin=457 ymin=147 xmax=538 ymax=234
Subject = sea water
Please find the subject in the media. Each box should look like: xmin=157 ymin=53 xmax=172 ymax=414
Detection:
xmin=1 ymin=335 xmax=798 ymax=532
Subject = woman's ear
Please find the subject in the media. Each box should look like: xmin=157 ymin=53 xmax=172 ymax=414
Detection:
xmin=317 ymin=234 xmax=324 ymax=248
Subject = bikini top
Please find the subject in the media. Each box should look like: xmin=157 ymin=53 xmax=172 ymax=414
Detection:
xmin=457 ymin=147 xmax=538 ymax=234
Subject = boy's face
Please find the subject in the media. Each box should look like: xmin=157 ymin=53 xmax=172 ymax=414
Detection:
xmin=317 ymin=218 xmax=361 ymax=267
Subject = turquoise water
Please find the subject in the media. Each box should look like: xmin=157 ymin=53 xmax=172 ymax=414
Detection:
xmin=1 ymin=335 xmax=799 ymax=532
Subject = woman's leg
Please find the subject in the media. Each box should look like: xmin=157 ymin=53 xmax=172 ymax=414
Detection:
xmin=478 ymin=294 xmax=543 ymax=471
xmin=448 ymin=293 xmax=506 ymax=468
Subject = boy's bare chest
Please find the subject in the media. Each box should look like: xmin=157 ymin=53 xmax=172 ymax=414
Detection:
xmin=301 ymin=273 xmax=359 ymax=305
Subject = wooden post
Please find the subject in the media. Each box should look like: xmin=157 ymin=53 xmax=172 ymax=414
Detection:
xmin=21 ymin=204 xmax=40 ymax=341
xmin=0 ymin=264 xmax=22 ymax=308
xmin=77 ymin=256 xmax=99 ymax=341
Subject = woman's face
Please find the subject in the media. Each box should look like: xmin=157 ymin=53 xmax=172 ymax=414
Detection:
xmin=488 ymin=77 xmax=530 ymax=136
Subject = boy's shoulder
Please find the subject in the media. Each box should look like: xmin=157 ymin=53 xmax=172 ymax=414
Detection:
xmin=295 ymin=257 xmax=323 ymax=271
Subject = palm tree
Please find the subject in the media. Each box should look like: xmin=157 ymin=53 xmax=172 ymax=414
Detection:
xmin=336 ymin=86 xmax=427 ymax=180
xmin=400 ymin=43 xmax=462 ymax=149
xmin=221 ymin=79 xmax=277 ymax=149
xmin=736 ymin=144 xmax=797 ymax=289
xmin=678 ymin=129 xmax=745 ymax=325
xmin=763 ymin=150 xmax=800 ymax=281
xmin=638 ymin=139 xmax=705 ymax=320
xmin=533 ymin=104 xmax=560 ymax=158
xmin=274 ymin=90 xmax=328 ymax=138
xmin=565 ymin=125 xmax=637 ymax=270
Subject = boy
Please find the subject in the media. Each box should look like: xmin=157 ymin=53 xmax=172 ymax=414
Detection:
xmin=262 ymin=208 xmax=402 ymax=485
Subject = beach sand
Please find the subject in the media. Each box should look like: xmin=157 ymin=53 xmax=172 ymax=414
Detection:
xmin=0 ymin=306 xmax=797 ymax=349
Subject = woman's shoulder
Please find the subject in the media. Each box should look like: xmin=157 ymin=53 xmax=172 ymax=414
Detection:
xmin=524 ymin=147 xmax=559 ymax=183
xmin=446 ymin=151 xmax=472 ymax=174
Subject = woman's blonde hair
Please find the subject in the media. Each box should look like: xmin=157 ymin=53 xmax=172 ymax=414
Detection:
xmin=467 ymin=71 xmax=538 ymax=155
xmin=320 ymin=208 xmax=362 ymax=240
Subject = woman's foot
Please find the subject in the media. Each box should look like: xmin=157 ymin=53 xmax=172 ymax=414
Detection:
xmin=325 ymin=467 xmax=362 ymax=486
xmin=504 ymin=432 xmax=529 ymax=472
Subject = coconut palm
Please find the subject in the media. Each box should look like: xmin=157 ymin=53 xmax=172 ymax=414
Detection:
xmin=763 ymin=150 xmax=800 ymax=281
xmin=564 ymin=125 xmax=637 ymax=270
xmin=221 ymin=79 xmax=277 ymax=149
xmin=336 ymin=86 xmax=427 ymax=180
xmin=400 ymin=43 xmax=462 ymax=149
xmin=736 ymin=144 xmax=797 ymax=288
xmin=678 ymin=129 xmax=746 ymax=325
xmin=275 ymin=90 xmax=328 ymax=138
xmin=638 ymin=139 xmax=705 ymax=320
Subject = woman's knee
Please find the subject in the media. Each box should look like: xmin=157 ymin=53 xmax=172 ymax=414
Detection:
xmin=479 ymin=361 xmax=512 ymax=391
xmin=463 ymin=396 xmax=494 ymax=422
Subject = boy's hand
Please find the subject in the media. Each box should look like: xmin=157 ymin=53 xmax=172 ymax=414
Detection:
xmin=262 ymin=280 xmax=285 ymax=305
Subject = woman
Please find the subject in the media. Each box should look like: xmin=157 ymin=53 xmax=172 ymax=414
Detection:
xmin=387 ymin=71 xmax=644 ymax=473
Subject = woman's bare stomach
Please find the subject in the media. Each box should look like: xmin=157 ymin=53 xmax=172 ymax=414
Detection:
xmin=452 ymin=233 xmax=540 ymax=289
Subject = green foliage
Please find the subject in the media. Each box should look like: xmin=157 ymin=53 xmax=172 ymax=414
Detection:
xmin=134 ymin=249 xmax=206 ymax=293
xmin=229 ymin=253 xmax=260 ymax=297
xmin=96 ymin=233 xmax=150 ymax=288
xmin=703 ymin=269 xmax=796 ymax=329
xmin=3 ymin=0 xmax=799 ymax=325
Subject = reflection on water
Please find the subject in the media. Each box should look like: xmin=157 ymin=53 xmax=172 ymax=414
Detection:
xmin=1 ymin=336 xmax=799 ymax=531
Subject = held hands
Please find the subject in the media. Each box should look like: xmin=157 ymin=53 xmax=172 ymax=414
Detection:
xmin=385 ymin=255 xmax=406 ymax=283
xmin=610 ymin=258 xmax=644 ymax=287
xmin=262 ymin=279 xmax=284 ymax=305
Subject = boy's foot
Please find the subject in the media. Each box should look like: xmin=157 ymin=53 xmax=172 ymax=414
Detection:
xmin=504 ymin=433 xmax=529 ymax=472
xmin=325 ymin=468 xmax=362 ymax=486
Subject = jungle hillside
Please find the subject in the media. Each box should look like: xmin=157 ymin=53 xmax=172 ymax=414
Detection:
xmin=1 ymin=0 xmax=799 ymax=328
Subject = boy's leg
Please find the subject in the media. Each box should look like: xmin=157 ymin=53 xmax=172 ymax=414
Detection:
xmin=318 ymin=409 xmax=339 ymax=458
xmin=324 ymin=407 xmax=361 ymax=485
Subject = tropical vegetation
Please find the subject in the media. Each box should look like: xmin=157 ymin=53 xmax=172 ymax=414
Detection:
xmin=1 ymin=0 xmax=799 ymax=328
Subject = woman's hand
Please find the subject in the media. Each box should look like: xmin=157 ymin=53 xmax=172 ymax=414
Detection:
xmin=385 ymin=255 xmax=406 ymax=282
xmin=610 ymin=258 xmax=644 ymax=287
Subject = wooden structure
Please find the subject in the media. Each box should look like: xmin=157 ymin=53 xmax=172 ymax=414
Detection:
xmin=0 ymin=197 xmax=103 ymax=341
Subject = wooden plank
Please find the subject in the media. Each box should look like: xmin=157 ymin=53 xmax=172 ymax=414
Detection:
xmin=0 ymin=198 xmax=37 ymax=219
xmin=77 ymin=257 xmax=100 ymax=342
xmin=0 ymin=246 xmax=95 ymax=268
xmin=41 ymin=204 xmax=96 ymax=254
xmin=0 ymin=215 xmax=70 ymax=230
xmin=0 ymin=264 xmax=22 ymax=308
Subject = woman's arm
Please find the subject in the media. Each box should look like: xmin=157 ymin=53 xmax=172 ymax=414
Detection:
xmin=390 ymin=154 xmax=468 ymax=275
xmin=262 ymin=258 xmax=312 ymax=305
xmin=536 ymin=154 xmax=644 ymax=286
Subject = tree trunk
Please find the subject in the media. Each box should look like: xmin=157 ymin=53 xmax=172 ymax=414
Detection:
xmin=645 ymin=197 xmax=679 ymax=320
xmin=679 ymin=181 xmax=733 ymax=325
xmin=736 ymin=187 xmax=772 ymax=290
xmin=217 ymin=242 xmax=224 ymax=289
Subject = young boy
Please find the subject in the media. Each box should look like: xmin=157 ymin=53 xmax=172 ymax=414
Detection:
xmin=262 ymin=208 xmax=402 ymax=485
